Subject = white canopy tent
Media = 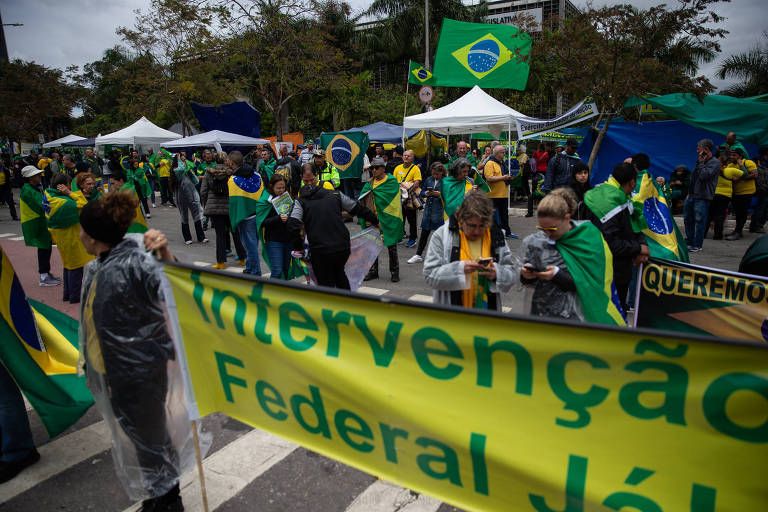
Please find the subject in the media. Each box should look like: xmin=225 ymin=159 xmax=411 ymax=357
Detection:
xmin=95 ymin=117 xmax=181 ymax=148
xmin=42 ymin=134 xmax=85 ymax=148
xmin=403 ymin=86 xmax=527 ymax=138
xmin=161 ymin=130 xmax=269 ymax=152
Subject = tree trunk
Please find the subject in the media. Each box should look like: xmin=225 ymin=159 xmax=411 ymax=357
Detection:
xmin=587 ymin=114 xmax=614 ymax=172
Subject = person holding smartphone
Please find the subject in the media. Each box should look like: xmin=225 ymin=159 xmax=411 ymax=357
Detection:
xmin=424 ymin=190 xmax=518 ymax=310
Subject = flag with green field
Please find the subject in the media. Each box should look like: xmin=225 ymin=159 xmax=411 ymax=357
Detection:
xmin=118 ymin=183 xmax=148 ymax=234
xmin=43 ymin=189 xmax=93 ymax=270
xmin=408 ymin=61 xmax=436 ymax=86
xmin=319 ymin=131 xmax=370 ymax=179
xmin=584 ymin=176 xmax=647 ymax=233
xmin=632 ymin=171 xmax=689 ymax=262
xmin=359 ymin=174 xmax=404 ymax=247
xmin=20 ymin=184 xmax=52 ymax=249
xmin=556 ymin=221 xmax=626 ymax=325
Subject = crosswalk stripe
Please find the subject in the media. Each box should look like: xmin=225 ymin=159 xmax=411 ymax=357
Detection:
xmin=0 ymin=421 xmax=111 ymax=503
xmin=356 ymin=286 xmax=389 ymax=296
xmin=408 ymin=294 xmax=433 ymax=303
xmin=0 ymin=232 xmax=17 ymax=238
xmin=9 ymin=236 xmax=25 ymax=241
xmin=192 ymin=261 xmax=211 ymax=267
xmin=223 ymin=266 xmax=244 ymax=273
xmin=122 ymin=428 xmax=297 ymax=512
xmin=344 ymin=480 xmax=441 ymax=512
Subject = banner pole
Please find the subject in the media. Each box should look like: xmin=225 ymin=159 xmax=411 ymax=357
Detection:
xmin=192 ymin=419 xmax=210 ymax=512
xmin=507 ymin=122 xmax=511 ymax=220
xmin=402 ymin=80 xmax=409 ymax=147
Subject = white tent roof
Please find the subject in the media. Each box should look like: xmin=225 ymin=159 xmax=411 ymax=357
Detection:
xmin=161 ymin=130 xmax=269 ymax=150
xmin=95 ymin=117 xmax=181 ymax=146
xmin=403 ymin=86 xmax=527 ymax=136
xmin=42 ymin=134 xmax=85 ymax=148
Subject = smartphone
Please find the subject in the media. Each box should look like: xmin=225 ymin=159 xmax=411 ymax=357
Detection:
xmin=524 ymin=262 xmax=546 ymax=273
xmin=477 ymin=257 xmax=493 ymax=267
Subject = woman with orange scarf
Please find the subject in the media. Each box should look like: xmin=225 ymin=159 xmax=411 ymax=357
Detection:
xmin=423 ymin=190 xmax=518 ymax=310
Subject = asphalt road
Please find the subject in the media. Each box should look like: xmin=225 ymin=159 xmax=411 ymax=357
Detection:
xmin=0 ymin=187 xmax=760 ymax=512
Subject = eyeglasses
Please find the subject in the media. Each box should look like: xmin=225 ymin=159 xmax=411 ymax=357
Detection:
xmin=536 ymin=225 xmax=558 ymax=231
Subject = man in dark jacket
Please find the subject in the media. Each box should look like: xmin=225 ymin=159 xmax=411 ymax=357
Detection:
xmin=542 ymin=138 xmax=582 ymax=194
xmin=386 ymin=146 xmax=404 ymax=175
xmin=288 ymin=166 xmax=378 ymax=289
xmin=274 ymin=145 xmax=302 ymax=196
xmin=585 ymin=162 xmax=649 ymax=311
xmin=683 ymin=139 xmax=720 ymax=252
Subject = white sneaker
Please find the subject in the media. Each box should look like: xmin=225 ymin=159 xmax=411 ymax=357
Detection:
xmin=407 ymin=254 xmax=423 ymax=264
xmin=151 ymin=203 xmax=157 ymax=208
xmin=201 ymin=238 xmax=209 ymax=244
xmin=146 ymin=213 xmax=151 ymax=219
xmin=39 ymin=274 xmax=61 ymax=287
xmin=185 ymin=240 xmax=193 ymax=245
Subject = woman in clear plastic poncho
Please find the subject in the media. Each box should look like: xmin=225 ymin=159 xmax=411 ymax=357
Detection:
xmin=78 ymin=190 xmax=191 ymax=512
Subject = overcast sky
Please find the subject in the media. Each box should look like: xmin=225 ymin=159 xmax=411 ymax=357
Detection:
xmin=3 ymin=0 xmax=763 ymax=92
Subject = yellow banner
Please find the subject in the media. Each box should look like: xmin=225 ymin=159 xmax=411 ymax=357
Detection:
xmin=164 ymin=264 xmax=768 ymax=511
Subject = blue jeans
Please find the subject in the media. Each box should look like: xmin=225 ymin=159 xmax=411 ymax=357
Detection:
xmin=238 ymin=216 xmax=262 ymax=275
xmin=266 ymin=240 xmax=292 ymax=279
xmin=684 ymin=197 xmax=710 ymax=249
xmin=0 ymin=363 xmax=35 ymax=462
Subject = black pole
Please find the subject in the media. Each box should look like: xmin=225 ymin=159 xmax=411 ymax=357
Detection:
xmin=0 ymin=9 xmax=9 ymax=62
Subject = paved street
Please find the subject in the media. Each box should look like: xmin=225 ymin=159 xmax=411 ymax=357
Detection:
xmin=0 ymin=187 xmax=760 ymax=512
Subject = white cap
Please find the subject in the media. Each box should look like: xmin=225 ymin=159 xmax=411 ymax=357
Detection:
xmin=21 ymin=165 xmax=43 ymax=178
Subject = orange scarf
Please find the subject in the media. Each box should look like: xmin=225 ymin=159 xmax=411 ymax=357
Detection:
xmin=459 ymin=228 xmax=492 ymax=309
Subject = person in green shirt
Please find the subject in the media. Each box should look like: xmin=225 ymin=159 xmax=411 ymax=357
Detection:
xmin=448 ymin=141 xmax=478 ymax=168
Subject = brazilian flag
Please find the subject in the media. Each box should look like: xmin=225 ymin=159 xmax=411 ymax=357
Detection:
xmin=228 ymin=173 xmax=272 ymax=232
xmin=556 ymin=221 xmax=626 ymax=326
xmin=118 ymin=183 xmax=148 ymax=234
xmin=584 ymin=177 xmax=647 ymax=234
xmin=632 ymin=170 xmax=689 ymax=262
xmin=432 ymin=19 xmax=531 ymax=90
xmin=0 ymin=247 xmax=93 ymax=437
xmin=43 ymin=188 xmax=94 ymax=270
xmin=441 ymin=176 xmax=475 ymax=218
xmin=359 ymin=175 xmax=404 ymax=247
xmin=408 ymin=61 xmax=436 ymax=86
xmin=319 ymin=131 xmax=370 ymax=179
xmin=20 ymin=183 xmax=52 ymax=249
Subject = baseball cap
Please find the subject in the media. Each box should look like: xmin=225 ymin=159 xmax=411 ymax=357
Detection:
xmin=314 ymin=149 xmax=325 ymax=157
xmin=21 ymin=165 xmax=43 ymax=178
xmin=305 ymin=139 xmax=314 ymax=144
xmin=371 ymin=157 xmax=386 ymax=167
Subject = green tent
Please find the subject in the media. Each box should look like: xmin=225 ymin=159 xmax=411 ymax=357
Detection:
xmin=625 ymin=93 xmax=768 ymax=145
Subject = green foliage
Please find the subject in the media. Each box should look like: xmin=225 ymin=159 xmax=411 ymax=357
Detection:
xmin=717 ymin=34 xmax=768 ymax=97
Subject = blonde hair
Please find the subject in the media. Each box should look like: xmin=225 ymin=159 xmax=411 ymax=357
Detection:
xmin=215 ymin=151 xmax=228 ymax=163
xmin=538 ymin=188 xmax=577 ymax=219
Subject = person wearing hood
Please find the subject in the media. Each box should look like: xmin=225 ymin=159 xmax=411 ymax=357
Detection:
xmin=201 ymin=151 xmax=245 ymax=269
xmin=568 ymin=161 xmax=592 ymax=220
xmin=542 ymin=138 xmax=583 ymax=194
xmin=288 ymin=165 xmax=378 ymax=289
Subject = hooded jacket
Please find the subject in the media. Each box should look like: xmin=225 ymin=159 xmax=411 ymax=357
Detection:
xmin=543 ymin=151 xmax=583 ymax=193
xmin=200 ymin=163 xmax=233 ymax=216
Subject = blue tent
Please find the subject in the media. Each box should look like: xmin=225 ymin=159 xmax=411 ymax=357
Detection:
xmin=190 ymin=102 xmax=261 ymax=137
xmin=579 ymin=120 xmax=760 ymax=185
xmin=348 ymin=121 xmax=418 ymax=144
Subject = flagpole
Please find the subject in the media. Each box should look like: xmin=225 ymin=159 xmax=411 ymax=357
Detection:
xmin=192 ymin=420 xmax=210 ymax=512
xmin=402 ymin=80 xmax=409 ymax=147
xmin=507 ymin=122 xmax=511 ymax=224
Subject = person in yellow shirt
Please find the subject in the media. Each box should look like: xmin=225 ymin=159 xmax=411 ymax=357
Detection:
xmin=483 ymin=144 xmax=515 ymax=238
xmin=725 ymin=147 xmax=757 ymax=240
xmin=393 ymin=150 xmax=422 ymax=247
xmin=709 ymin=154 xmax=743 ymax=240
xmin=154 ymin=151 xmax=176 ymax=207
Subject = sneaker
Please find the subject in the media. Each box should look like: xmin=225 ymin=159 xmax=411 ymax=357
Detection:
xmin=391 ymin=273 xmax=400 ymax=283
xmin=0 ymin=448 xmax=40 ymax=483
xmin=47 ymin=273 xmax=61 ymax=282
xmin=238 ymin=259 xmax=246 ymax=267
xmin=524 ymin=212 xmax=533 ymax=218
xmin=407 ymin=254 xmax=423 ymax=264
xmin=225 ymin=249 xmax=233 ymax=257
xmin=724 ymin=232 xmax=742 ymax=241
xmin=152 ymin=203 xmax=157 ymax=208
xmin=506 ymin=233 xmax=519 ymax=239
xmin=212 ymin=262 xmax=227 ymax=270
xmin=201 ymin=238 xmax=209 ymax=244
xmin=404 ymin=239 xmax=417 ymax=248
xmin=145 ymin=213 xmax=151 ymax=219
xmin=39 ymin=274 xmax=60 ymax=287
xmin=687 ymin=246 xmax=702 ymax=252
xmin=185 ymin=240 xmax=193 ymax=245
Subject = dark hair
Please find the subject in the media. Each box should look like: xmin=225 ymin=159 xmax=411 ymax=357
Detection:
xmin=697 ymin=139 xmax=714 ymax=151
xmin=269 ymin=173 xmax=288 ymax=194
xmin=731 ymin=147 xmax=745 ymax=157
xmin=456 ymin=190 xmax=493 ymax=225
xmin=572 ymin=161 xmax=589 ymax=176
xmin=449 ymin=157 xmax=471 ymax=178
xmin=631 ymin=153 xmax=650 ymax=172
xmin=109 ymin=168 xmax=127 ymax=184
xmin=80 ymin=190 xmax=138 ymax=246
xmin=51 ymin=173 xmax=71 ymax=187
xmin=301 ymin=162 xmax=316 ymax=175
xmin=612 ymin=162 xmax=637 ymax=185
xmin=430 ymin=161 xmax=447 ymax=176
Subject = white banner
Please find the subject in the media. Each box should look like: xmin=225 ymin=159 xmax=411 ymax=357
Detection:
xmin=515 ymin=99 xmax=599 ymax=140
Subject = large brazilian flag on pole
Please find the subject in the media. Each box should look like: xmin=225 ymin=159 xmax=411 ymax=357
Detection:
xmin=633 ymin=170 xmax=689 ymax=262
xmin=319 ymin=131 xmax=370 ymax=179
xmin=432 ymin=19 xmax=531 ymax=90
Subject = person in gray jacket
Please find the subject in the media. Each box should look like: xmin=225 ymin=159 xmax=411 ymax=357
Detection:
xmin=423 ymin=190 xmax=518 ymax=310
xmin=683 ymin=139 xmax=721 ymax=252
xmin=200 ymin=151 xmax=245 ymax=267
xmin=171 ymin=151 xmax=208 ymax=245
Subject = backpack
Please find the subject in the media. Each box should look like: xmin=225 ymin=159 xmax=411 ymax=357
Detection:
xmin=756 ymin=162 xmax=768 ymax=194
xmin=210 ymin=175 xmax=228 ymax=196
xmin=274 ymin=163 xmax=292 ymax=182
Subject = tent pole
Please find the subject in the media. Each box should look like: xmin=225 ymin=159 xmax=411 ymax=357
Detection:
xmin=507 ymin=122 xmax=511 ymax=225
xmin=402 ymin=81 xmax=409 ymax=147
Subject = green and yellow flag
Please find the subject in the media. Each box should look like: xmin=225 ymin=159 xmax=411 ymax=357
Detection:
xmin=0 ymin=247 xmax=93 ymax=437
xmin=228 ymin=173 xmax=272 ymax=230
xmin=20 ymin=183 xmax=52 ymax=249
xmin=118 ymin=183 xmax=148 ymax=234
xmin=319 ymin=131 xmax=370 ymax=179
xmin=408 ymin=61 xmax=436 ymax=86
xmin=441 ymin=176 xmax=474 ymax=218
xmin=556 ymin=221 xmax=626 ymax=325
xmin=359 ymin=175 xmax=404 ymax=247
xmin=432 ymin=19 xmax=531 ymax=90
xmin=584 ymin=177 xmax=647 ymax=233
xmin=632 ymin=171 xmax=689 ymax=262
xmin=43 ymin=189 xmax=94 ymax=270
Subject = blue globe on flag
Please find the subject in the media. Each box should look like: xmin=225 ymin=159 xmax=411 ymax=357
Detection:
xmin=331 ymin=138 xmax=353 ymax=167
xmin=467 ymin=39 xmax=500 ymax=74
xmin=417 ymin=69 xmax=429 ymax=80
xmin=643 ymin=197 xmax=673 ymax=235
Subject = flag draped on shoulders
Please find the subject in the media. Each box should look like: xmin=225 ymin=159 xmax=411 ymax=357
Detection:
xmin=441 ymin=176 xmax=474 ymax=218
xmin=69 ymin=188 xmax=102 ymax=210
xmin=118 ymin=183 xmax=148 ymax=234
xmin=134 ymin=164 xmax=153 ymax=199
xmin=20 ymin=184 xmax=51 ymax=249
xmin=632 ymin=171 xmax=689 ymax=262
xmin=584 ymin=177 xmax=647 ymax=233
xmin=359 ymin=175 xmax=404 ymax=247
xmin=43 ymin=189 xmax=93 ymax=270
xmin=556 ymin=221 xmax=626 ymax=325
xmin=0 ymin=247 xmax=93 ymax=437
xmin=228 ymin=173 xmax=271 ymax=230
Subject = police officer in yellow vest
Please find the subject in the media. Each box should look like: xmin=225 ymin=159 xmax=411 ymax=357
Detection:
xmin=312 ymin=149 xmax=340 ymax=189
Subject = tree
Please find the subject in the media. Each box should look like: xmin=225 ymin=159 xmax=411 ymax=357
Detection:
xmin=717 ymin=33 xmax=768 ymax=97
xmin=536 ymin=1 xmax=727 ymax=170
xmin=0 ymin=59 xmax=78 ymax=153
